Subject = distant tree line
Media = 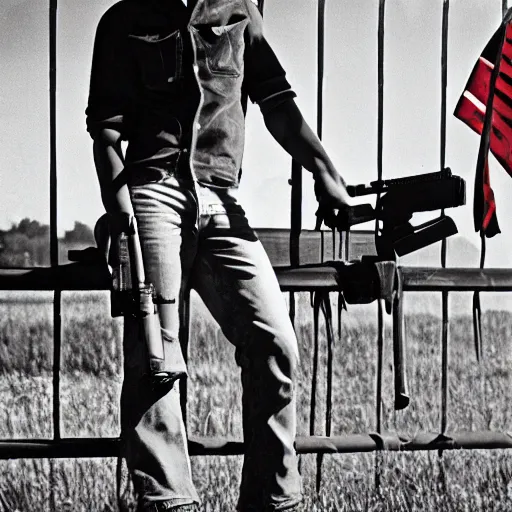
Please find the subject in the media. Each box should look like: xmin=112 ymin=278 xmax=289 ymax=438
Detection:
xmin=0 ymin=218 xmax=95 ymax=267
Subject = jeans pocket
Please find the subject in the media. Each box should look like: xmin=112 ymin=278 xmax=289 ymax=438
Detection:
xmin=191 ymin=18 xmax=248 ymax=77
xmin=128 ymin=30 xmax=183 ymax=91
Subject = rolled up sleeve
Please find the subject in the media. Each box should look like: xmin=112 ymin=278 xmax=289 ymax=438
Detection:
xmin=243 ymin=0 xmax=296 ymax=114
xmin=86 ymin=8 xmax=134 ymax=140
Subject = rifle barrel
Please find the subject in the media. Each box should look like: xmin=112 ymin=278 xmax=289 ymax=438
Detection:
xmin=347 ymin=169 xmax=459 ymax=198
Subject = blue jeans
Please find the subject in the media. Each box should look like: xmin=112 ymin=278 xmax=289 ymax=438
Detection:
xmin=120 ymin=175 xmax=302 ymax=511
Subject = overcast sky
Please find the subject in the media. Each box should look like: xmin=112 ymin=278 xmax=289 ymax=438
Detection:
xmin=1 ymin=0 xmax=511 ymax=268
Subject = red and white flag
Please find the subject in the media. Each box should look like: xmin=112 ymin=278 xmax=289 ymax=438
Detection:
xmin=454 ymin=13 xmax=512 ymax=237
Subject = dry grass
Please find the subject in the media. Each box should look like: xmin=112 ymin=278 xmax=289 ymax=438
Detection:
xmin=1 ymin=291 xmax=512 ymax=511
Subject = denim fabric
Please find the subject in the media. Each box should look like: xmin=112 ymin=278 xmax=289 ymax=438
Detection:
xmin=86 ymin=0 xmax=296 ymax=188
xmin=121 ymin=175 xmax=302 ymax=511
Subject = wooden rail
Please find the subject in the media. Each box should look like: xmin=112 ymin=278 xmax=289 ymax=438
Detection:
xmin=2 ymin=431 xmax=512 ymax=459
xmin=2 ymin=263 xmax=512 ymax=293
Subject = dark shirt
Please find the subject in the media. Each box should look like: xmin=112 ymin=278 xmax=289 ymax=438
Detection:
xmin=86 ymin=0 xmax=296 ymax=188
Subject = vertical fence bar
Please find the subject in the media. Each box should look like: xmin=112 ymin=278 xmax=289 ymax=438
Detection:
xmin=49 ymin=1 xmax=59 ymax=510
xmin=289 ymin=0 xmax=302 ymax=269
xmin=290 ymin=161 xmax=302 ymax=268
xmin=374 ymin=0 xmax=386 ymax=490
xmin=317 ymin=0 xmax=325 ymax=141
xmin=473 ymin=236 xmax=485 ymax=362
xmin=289 ymin=158 xmax=301 ymax=368
xmin=49 ymin=0 xmax=60 ymax=444
xmin=289 ymin=292 xmax=296 ymax=326
xmin=439 ymin=0 xmax=450 ymax=442
xmin=440 ymin=0 xmax=448 ymax=179
xmin=375 ymin=304 xmax=384 ymax=435
xmin=315 ymin=0 xmax=328 ymax=493
xmin=310 ymin=296 xmax=320 ymax=440
xmin=323 ymin=300 xmax=334 ymax=442
xmin=375 ymin=0 xmax=385 ymax=434
xmin=289 ymin=0 xmax=302 ymax=268
xmin=437 ymin=5 xmax=451 ymax=492
xmin=310 ymin=294 xmax=321 ymax=491
xmin=376 ymin=0 xmax=385 ymax=208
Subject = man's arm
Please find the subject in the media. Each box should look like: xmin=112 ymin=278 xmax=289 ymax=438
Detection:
xmin=243 ymin=1 xmax=351 ymax=215
xmin=93 ymin=128 xmax=133 ymax=215
xmin=87 ymin=6 xmax=136 ymax=218
xmin=263 ymin=98 xmax=353 ymax=211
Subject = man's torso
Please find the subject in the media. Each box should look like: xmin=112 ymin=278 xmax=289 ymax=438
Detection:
xmin=107 ymin=0 xmax=251 ymax=188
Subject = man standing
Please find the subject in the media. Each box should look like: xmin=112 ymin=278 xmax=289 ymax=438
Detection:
xmin=86 ymin=0 xmax=352 ymax=510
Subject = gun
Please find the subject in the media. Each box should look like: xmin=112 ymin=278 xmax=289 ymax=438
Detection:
xmin=98 ymin=213 xmax=186 ymax=386
xmin=324 ymin=168 xmax=466 ymax=260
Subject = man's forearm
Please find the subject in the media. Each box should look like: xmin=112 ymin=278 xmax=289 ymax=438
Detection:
xmin=263 ymin=99 xmax=352 ymax=210
xmin=263 ymin=99 xmax=344 ymax=183
xmin=93 ymin=128 xmax=133 ymax=215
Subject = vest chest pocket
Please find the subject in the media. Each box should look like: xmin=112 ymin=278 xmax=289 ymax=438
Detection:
xmin=192 ymin=18 xmax=249 ymax=77
xmin=128 ymin=30 xmax=183 ymax=91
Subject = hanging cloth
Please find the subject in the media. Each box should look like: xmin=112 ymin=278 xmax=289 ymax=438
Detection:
xmin=454 ymin=9 xmax=512 ymax=237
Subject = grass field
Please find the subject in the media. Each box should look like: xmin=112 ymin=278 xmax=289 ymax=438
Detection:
xmin=1 ymin=291 xmax=512 ymax=511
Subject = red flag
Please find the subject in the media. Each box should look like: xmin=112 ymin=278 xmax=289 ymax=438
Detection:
xmin=453 ymin=17 xmax=512 ymax=237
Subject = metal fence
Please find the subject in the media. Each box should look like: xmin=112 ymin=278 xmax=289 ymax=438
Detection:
xmin=2 ymin=0 xmax=512 ymax=502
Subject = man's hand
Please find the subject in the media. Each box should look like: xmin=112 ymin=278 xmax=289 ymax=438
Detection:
xmin=313 ymin=165 xmax=354 ymax=229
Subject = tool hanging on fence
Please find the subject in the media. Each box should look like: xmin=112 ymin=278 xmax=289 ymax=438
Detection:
xmin=454 ymin=6 xmax=512 ymax=361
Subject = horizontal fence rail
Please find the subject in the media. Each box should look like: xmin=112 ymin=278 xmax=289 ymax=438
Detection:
xmin=3 ymin=431 xmax=512 ymax=460
xmin=3 ymin=262 xmax=512 ymax=292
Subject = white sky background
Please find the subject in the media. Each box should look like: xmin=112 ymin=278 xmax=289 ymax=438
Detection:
xmin=0 ymin=0 xmax=511 ymax=268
